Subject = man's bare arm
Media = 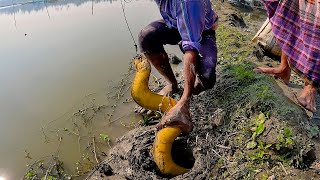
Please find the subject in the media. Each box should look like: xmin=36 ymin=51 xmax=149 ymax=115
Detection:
xmin=180 ymin=50 xmax=197 ymax=103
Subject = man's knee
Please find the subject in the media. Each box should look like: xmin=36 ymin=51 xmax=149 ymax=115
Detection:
xmin=193 ymin=72 xmax=216 ymax=95
xmin=197 ymin=58 xmax=217 ymax=90
xmin=138 ymin=25 xmax=158 ymax=53
xmin=138 ymin=25 xmax=155 ymax=44
xmin=201 ymin=72 xmax=216 ymax=90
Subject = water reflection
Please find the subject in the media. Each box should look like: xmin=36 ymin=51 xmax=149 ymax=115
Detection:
xmin=0 ymin=0 xmax=153 ymax=14
xmin=0 ymin=0 xmax=164 ymax=179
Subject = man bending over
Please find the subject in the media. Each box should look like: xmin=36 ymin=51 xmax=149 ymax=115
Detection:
xmin=138 ymin=0 xmax=219 ymax=134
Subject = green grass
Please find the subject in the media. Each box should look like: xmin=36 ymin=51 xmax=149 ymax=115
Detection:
xmin=211 ymin=21 xmax=314 ymax=177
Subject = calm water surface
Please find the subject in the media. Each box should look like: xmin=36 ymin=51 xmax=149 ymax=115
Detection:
xmin=0 ymin=0 xmax=180 ymax=179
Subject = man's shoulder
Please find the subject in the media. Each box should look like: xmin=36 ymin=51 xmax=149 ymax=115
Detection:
xmin=178 ymin=0 xmax=212 ymax=4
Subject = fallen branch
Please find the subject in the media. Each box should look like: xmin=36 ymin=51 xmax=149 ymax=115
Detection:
xmin=217 ymin=145 xmax=231 ymax=150
xmin=278 ymin=162 xmax=288 ymax=176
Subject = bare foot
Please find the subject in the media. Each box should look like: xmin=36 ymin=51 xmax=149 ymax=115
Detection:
xmin=297 ymin=84 xmax=317 ymax=112
xmin=158 ymin=84 xmax=178 ymax=96
xmin=155 ymin=102 xmax=193 ymax=134
xmin=254 ymin=66 xmax=291 ymax=85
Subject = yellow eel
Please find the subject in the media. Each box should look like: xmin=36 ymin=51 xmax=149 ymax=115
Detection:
xmin=131 ymin=56 xmax=176 ymax=112
xmin=131 ymin=55 xmax=189 ymax=176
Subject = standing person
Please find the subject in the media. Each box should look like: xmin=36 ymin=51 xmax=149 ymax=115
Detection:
xmin=255 ymin=0 xmax=320 ymax=112
xmin=138 ymin=0 xmax=219 ymax=134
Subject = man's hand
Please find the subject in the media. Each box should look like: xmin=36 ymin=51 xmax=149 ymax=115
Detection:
xmin=156 ymin=101 xmax=193 ymax=134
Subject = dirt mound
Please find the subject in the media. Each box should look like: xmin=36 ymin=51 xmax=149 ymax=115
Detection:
xmin=87 ymin=3 xmax=320 ymax=179
xmin=87 ymin=69 xmax=320 ymax=179
xmin=87 ymin=121 xmax=218 ymax=179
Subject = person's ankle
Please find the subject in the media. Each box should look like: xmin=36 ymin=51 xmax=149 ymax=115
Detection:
xmin=305 ymin=84 xmax=316 ymax=91
xmin=277 ymin=64 xmax=290 ymax=72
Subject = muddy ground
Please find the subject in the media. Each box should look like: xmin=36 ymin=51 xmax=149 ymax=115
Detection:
xmin=87 ymin=2 xmax=320 ymax=180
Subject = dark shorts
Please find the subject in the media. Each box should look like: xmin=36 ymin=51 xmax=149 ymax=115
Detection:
xmin=138 ymin=20 xmax=218 ymax=89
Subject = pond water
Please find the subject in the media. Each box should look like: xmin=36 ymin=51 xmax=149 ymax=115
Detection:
xmin=0 ymin=0 xmax=183 ymax=179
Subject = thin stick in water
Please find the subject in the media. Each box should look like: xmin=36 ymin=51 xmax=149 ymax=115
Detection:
xmin=120 ymin=0 xmax=137 ymax=53
xmin=92 ymin=0 xmax=94 ymax=15
xmin=44 ymin=0 xmax=51 ymax=19
xmin=12 ymin=0 xmax=17 ymax=29
xmin=92 ymin=137 xmax=99 ymax=164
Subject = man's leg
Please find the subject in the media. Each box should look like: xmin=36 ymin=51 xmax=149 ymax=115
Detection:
xmin=193 ymin=30 xmax=218 ymax=95
xmin=254 ymin=51 xmax=316 ymax=112
xmin=138 ymin=20 xmax=181 ymax=95
xmin=145 ymin=53 xmax=178 ymax=95
xmin=254 ymin=51 xmax=291 ymax=85
xmin=139 ymin=20 xmax=194 ymax=133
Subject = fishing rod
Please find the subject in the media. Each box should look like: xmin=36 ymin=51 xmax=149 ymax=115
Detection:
xmin=120 ymin=0 xmax=138 ymax=54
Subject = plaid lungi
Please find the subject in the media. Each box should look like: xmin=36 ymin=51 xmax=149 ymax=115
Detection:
xmin=263 ymin=0 xmax=320 ymax=87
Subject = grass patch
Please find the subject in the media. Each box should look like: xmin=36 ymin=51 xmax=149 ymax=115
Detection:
xmin=209 ymin=20 xmax=316 ymax=179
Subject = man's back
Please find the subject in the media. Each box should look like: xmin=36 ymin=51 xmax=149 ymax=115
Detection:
xmin=154 ymin=0 xmax=218 ymax=31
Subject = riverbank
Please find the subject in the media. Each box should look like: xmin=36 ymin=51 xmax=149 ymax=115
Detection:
xmin=87 ymin=2 xmax=320 ymax=180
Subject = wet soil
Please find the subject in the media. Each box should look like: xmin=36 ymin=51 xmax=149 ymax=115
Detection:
xmin=87 ymin=74 xmax=320 ymax=179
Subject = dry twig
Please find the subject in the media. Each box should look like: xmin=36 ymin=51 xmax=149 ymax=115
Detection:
xmin=92 ymin=137 xmax=99 ymax=164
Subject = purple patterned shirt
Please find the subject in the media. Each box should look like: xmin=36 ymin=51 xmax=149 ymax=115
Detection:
xmin=155 ymin=0 xmax=218 ymax=52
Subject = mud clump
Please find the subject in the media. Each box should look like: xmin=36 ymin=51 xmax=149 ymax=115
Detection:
xmin=99 ymin=164 xmax=113 ymax=176
xmin=87 ymin=123 xmax=219 ymax=179
xmin=168 ymin=53 xmax=182 ymax=65
xmin=228 ymin=13 xmax=247 ymax=28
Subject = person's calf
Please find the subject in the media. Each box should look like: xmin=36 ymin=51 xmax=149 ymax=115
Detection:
xmin=145 ymin=53 xmax=178 ymax=87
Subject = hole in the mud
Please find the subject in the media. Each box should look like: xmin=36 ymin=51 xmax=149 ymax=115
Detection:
xmin=171 ymin=139 xmax=195 ymax=169
xmin=303 ymin=150 xmax=317 ymax=168
xmin=276 ymin=148 xmax=317 ymax=169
